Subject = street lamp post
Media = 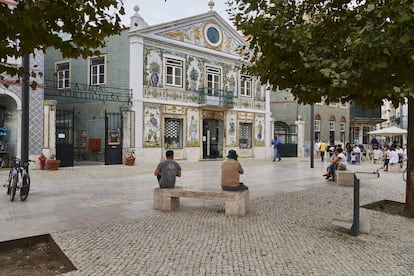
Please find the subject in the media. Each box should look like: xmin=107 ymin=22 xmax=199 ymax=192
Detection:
xmin=310 ymin=104 xmax=314 ymax=168
xmin=21 ymin=53 xmax=30 ymax=170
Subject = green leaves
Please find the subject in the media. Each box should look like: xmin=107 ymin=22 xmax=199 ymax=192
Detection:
xmin=228 ymin=0 xmax=414 ymax=109
xmin=1 ymin=0 xmax=125 ymax=79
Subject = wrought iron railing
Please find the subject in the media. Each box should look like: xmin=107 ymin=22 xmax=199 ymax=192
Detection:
xmin=198 ymin=88 xmax=234 ymax=109
xmin=143 ymin=86 xmax=265 ymax=111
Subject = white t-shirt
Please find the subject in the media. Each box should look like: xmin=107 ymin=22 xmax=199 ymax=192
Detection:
xmin=338 ymin=152 xmax=347 ymax=166
xmin=351 ymin=154 xmax=357 ymax=161
xmin=389 ymin=150 xmax=399 ymax=164
xmin=373 ymin=149 xmax=383 ymax=158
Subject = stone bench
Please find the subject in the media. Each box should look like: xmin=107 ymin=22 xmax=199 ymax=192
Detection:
xmin=153 ymin=187 xmax=249 ymax=216
xmin=336 ymin=171 xmax=355 ymax=187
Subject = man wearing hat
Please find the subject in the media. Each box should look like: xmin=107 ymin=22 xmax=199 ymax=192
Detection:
xmin=221 ymin=150 xmax=248 ymax=191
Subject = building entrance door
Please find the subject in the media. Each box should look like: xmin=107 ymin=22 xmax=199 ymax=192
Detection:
xmin=56 ymin=109 xmax=74 ymax=167
xmin=202 ymin=119 xmax=223 ymax=159
xmin=105 ymin=111 xmax=123 ymax=165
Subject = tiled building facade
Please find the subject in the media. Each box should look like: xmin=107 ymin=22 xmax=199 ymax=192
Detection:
xmin=0 ymin=53 xmax=44 ymax=168
xmin=129 ymin=7 xmax=269 ymax=163
xmin=43 ymin=5 xmax=271 ymax=166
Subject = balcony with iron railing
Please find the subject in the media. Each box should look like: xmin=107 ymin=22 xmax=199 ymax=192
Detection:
xmin=143 ymin=86 xmax=265 ymax=111
xmin=198 ymin=87 xmax=234 ymax=109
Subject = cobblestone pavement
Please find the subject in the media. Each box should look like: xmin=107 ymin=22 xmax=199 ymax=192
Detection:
xmin=1 ymin=157 xmax=413 ymax=275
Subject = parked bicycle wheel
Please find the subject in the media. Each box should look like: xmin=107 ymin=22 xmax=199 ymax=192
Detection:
xmin=403 ymin=168 xmax=407 ymax=182
xmin=9 ymin=174 xmax=17 ymax=201
xmin=20 ymin=174 xmax=30 ymax=201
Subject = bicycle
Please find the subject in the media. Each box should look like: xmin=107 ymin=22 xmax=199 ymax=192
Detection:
xmin=402 ymin=159 xmax=407 ymax=182
xmin=402 ymin=166 xmax=407 ymax=182
xmin=6 ymin=157 xmax=34 ymax=201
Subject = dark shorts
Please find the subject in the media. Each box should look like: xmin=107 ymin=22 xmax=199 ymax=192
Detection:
xmin=222 ymin=183 xmax=248 ymax=191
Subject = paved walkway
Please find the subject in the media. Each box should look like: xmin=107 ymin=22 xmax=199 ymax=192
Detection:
xmin=0 ymin=157 xmax=413 ymax=275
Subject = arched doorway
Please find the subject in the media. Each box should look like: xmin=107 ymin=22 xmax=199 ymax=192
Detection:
xmin=0 ymin=93 xmax=19 ymax=168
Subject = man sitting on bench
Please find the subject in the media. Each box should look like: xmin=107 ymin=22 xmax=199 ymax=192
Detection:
xmin=221 ymin=150 xmax=248 ymax=191
xmin=154 ymin=150 xmax=182 ymax=188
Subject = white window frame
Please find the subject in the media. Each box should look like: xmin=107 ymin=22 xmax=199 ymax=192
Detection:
xmin=314 ymin=120 xmax=321 ymax=132
xmin=164 ymin=57 xmax=184 ymax=88
xmin=340 ymin=122 xmax=346 ymax=142
xmin=240 ymin=74 xmax=252 ymax=97
xmin=89 ymin=56 xmax=106 ymax=85
xmin=206 ymin=66 xmax=221 ymax=96
xmin=56 ymin=61 xmax=70 ymax=89
xmin=329 ymin=121 xmax=335 ymax=131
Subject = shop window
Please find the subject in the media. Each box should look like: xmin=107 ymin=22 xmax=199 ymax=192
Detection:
xmin=239 ymin=123 xmax=252 ymax=149
xmin=164 ymin=118 xmax=183 ymax=149
xmin=56 ymin=62 xmax=70 ymax=89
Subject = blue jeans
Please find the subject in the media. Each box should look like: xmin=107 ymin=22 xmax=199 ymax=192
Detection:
xmin=273 ymin=148 xmax=281 ymax=161
xmin=327 ymin=163 xmax=336 ymax=177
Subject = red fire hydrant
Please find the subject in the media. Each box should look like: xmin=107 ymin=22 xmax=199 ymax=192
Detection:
xmin=38 ymin=153 xmax=47 ymax=170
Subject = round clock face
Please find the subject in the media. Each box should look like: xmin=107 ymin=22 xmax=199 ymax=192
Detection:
xmin=204 ymin=23 xmax=222 ymax=47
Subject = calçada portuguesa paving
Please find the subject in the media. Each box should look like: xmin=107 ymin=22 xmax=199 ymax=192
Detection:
xmin=0 ymin=157 xmax=413 ymax=275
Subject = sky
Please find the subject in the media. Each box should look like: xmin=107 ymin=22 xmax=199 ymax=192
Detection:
xmin=121 ymin=0 xmax=233 ymax=27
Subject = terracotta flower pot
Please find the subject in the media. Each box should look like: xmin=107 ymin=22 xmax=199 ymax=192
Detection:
xmin=125 ymin=157 xmax=135 ymax=166
xmin=47 ymin=160 xmax=61 ymax=170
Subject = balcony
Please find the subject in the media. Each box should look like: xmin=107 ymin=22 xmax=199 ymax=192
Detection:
xmin=143 ymin=86 xmax=265 ymax=111
xmin=198 ymin=88 xmax=234 ymax=109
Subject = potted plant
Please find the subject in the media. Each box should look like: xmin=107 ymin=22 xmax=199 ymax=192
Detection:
xmin=125 ymin=149 xmax=136 ymax=166
xmin=47 ymin=154 xmax=61 ymax=170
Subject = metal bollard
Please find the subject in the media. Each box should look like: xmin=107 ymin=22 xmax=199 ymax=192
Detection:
xmin=350 ymin=175 xmax=360 ymax=236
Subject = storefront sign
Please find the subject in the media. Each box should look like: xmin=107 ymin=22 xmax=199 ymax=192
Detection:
xmin=48 ymin=83 xmax=131 ymax=102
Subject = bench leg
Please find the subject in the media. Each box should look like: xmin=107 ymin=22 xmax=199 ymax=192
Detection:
xmin=225 ymin=191 xmax=249 ymax=216
xmin=153 ymin=188 xmax=180 ymax=211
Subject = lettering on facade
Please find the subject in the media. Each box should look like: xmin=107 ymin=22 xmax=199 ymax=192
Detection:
xmin=52 ymin=83 xmax=130 ymax=102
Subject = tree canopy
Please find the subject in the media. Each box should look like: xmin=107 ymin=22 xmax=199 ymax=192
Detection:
xmin=228 ymin=0 xmax=414 ymax=109
xmin=0 ymin=0 xmax=125 ymax=79
xmin=228 ymin=0 xmax=414 ymax=217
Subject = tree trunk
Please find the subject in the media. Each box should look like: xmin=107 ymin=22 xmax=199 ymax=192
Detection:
xmin=403 ymin=96 xmax=414 ymax=217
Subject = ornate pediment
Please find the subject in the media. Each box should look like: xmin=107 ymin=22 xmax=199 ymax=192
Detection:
xmin=134 ymin=12 xmax=247 ymax=57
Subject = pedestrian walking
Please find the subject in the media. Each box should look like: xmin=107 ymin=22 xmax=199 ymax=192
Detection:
xmin=315 ymin=140 xmax=321 ymax=157
xmin=271 ymin=135 xmax=282 ymax=161
xmin=319 ymin=140 xmax=327 ymax=162
xmin=382 ymin=145 xmax=390 ymax=171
